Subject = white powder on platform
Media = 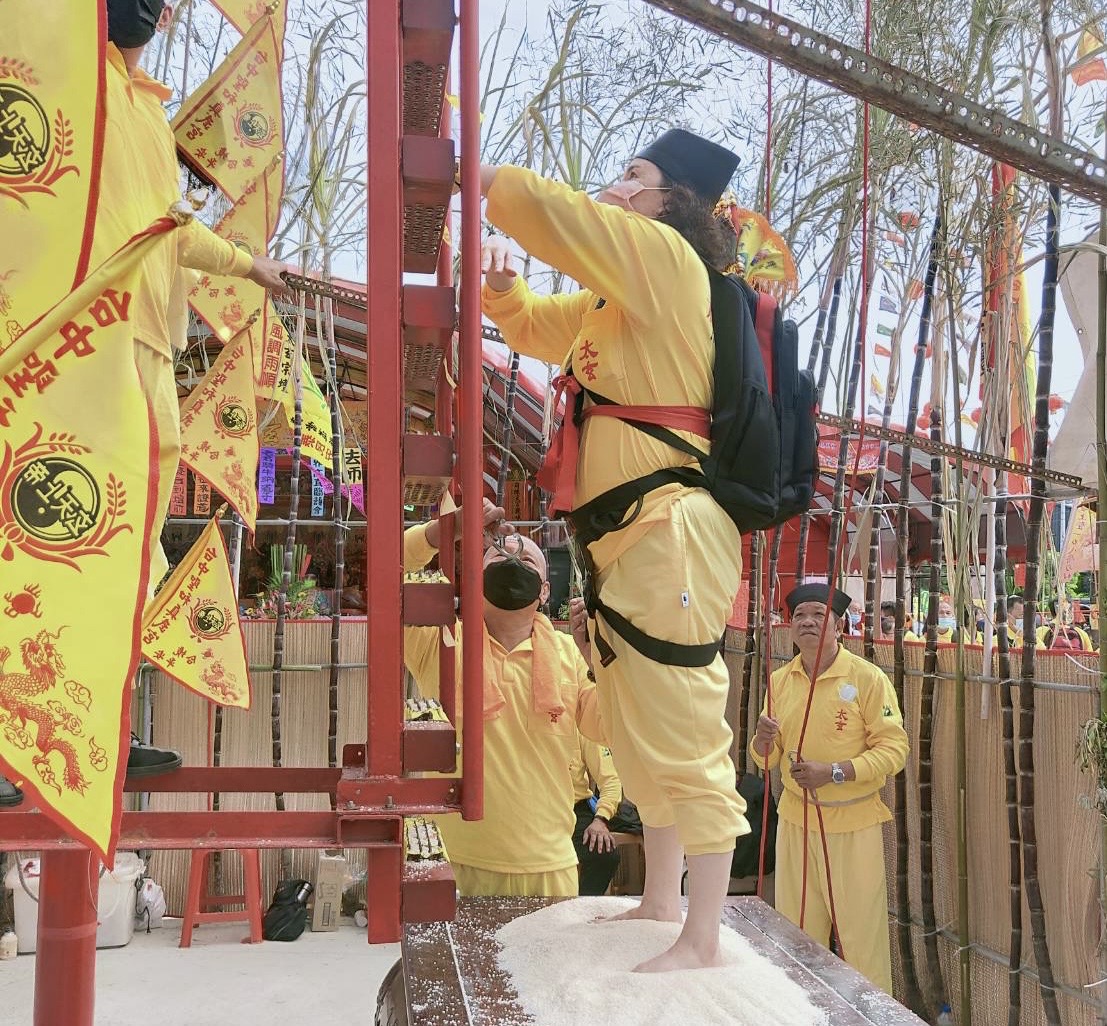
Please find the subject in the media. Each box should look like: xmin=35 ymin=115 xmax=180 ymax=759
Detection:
xmin=495 ymin=898 xmax=829 ymax=1026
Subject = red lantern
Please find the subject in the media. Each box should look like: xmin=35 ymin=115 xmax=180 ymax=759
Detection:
xmin=970 ymin=408 xmax=982 ymax=425
xmin=1048 ymin=393 xmax=1065 ymax=414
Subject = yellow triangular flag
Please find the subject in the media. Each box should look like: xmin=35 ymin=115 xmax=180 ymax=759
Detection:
xmin=179 ymin=328 xmax=260 ymax=531
xmin=188 ymin=157 xmax=283 ymax=345
xmin=141 ymin=516 xmax=251 ymax=709
xmin=0 ymin=219 xmax=177 ymax=862
xmin=0 ymin=1 xmax=104 ymax=343
xmin=172 ymin=13 xmax=284 ymax=208
xmin=211 ymin=0 xmax=287 ymax=44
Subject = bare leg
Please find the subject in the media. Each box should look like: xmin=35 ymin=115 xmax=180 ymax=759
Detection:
xmin=633 ymin=850 xmax=731 ymax=972
xmin=596 ymin=824 xmax=683 ymax=924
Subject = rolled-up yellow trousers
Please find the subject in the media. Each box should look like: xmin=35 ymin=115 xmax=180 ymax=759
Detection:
xmin=592 ymin=489 xmax=747 ymax=856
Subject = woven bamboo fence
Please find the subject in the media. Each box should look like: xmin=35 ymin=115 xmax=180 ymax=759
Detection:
xmin=137 ymin=619 xmax=1104 ymax=1022
xmin=726 ymin=629 xmax=1104 ymax=1024
xmin=143 ymin=619 xmax=372 ymax=918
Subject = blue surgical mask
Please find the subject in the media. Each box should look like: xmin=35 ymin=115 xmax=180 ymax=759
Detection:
xmin=938 ymin=616 xmax=957 ymax=632
xmin=848 ymin=612 xmax=861 ymax=627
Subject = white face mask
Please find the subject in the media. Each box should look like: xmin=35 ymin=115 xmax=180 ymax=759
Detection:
xmin=596 ymin=179 xmax=671 ymax=211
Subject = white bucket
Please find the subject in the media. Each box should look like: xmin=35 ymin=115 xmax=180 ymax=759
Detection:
xmin=3 ymin=853 xmax=145 ymax=954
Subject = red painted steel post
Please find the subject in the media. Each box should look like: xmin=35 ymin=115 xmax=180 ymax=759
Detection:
xmin=458 ymin=0 xmax=484 ymax=821
xmin=366 ymin=841 xmax=403 ymax=944
xmin=33 ymin=849 xmax=98 ymax=1026
xmin=364 ymin=0 xmax=404 ymax=779
xmin=436 ymin=83 xmax=458 ymax=727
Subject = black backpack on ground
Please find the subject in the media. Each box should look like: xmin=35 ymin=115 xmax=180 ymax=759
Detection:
xmin=262 ymin=878 xmax=311 ymax=942
xmin=731 ymin=772 xmax=778 ymax=880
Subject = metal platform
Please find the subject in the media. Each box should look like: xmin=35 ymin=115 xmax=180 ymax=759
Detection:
xmin=377 ymin=896 xmax=926 ymax=1025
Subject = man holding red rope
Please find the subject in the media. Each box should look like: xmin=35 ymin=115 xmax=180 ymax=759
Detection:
xmin=752 ymin=583 xmax=908 ymax=994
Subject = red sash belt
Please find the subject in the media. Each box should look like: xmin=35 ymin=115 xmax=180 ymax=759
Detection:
xmin=537 ymin=373 xmax=710 ymax=516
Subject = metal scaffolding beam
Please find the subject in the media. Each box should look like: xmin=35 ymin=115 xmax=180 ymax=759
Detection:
xmin=644 ymin=0 xmax=1107 ymax=206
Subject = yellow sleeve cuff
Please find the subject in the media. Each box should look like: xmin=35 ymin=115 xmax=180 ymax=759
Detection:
xmin=403 ymin=523 xmax=438 ymax=572
xmin=481 ymin=275 xmax=526 ymax=317
xmin=594 ymin=800 xmax=618 ymax=822
xmin=230 ymin=247 xmax=254 ymax=278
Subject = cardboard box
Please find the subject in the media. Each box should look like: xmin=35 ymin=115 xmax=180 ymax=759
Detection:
xmin=311 ymin=851 xmax=346 ymax=931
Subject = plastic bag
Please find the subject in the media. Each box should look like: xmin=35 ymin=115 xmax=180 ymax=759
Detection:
xmin=135 ymin=878 xmax=167 ymax=931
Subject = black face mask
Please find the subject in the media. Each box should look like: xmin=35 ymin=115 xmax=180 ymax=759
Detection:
xmin=107 ymin=0 xmax=163 ymax=48
xmin=483 ymin=557 xmax=542 ymax=611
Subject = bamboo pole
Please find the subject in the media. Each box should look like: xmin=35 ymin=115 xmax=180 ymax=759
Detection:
xmin=825 ymin=208 xmax=874 ymax=583
xmin=1097 ymin=135 xmax=1107 ymax=1026
xmin=322 ymin=288 xmax=344 ymax=787
xmin=736 ymin=531 xmax=762 ymax=776
xmin=1018 ymin=184 xmax=1062 ymax=1025
xmin=894 ymin=213 xmax=942 ymax=1016
xmin=271 ymin=304 xmax=307 ymax=880
xmin=919 ymin=400 xmax=948 ymax=1014
xmin=982 ymin=158 xmax=1023 ymax=1026
xmin=945 ymin=279 xmax=973 ymax=1026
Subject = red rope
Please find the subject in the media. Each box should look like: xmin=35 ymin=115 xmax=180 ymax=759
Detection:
xmin=789 ymin=0 xmax=873 ymax=962
xmin=756 ymin=0 xmax=775 ymax=900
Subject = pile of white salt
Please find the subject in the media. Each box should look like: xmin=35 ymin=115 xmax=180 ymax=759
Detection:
xmin=495 ymin=898 xmax=829 ymax=1026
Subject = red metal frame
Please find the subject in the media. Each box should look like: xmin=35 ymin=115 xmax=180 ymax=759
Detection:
xmin=362 ymin=0 xmax=404 ymax=784
xmin=457 ymin=0 xmax=484 ymax=824
xmin=32 ymin=851 xmax=98 ymax=1026
xmin=1 ymin=4 xmax=480 ymax=1015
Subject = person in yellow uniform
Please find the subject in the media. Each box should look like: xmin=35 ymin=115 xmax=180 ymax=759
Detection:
xmin=404 ymin=500 xmax=603 ymax=898
xmin=751 ymin=583 xmax=908 ymax=994
xmin=478 ymin=131 xmax=749 ymax=973
xmin=999 ymin=595 xmax=1025 ymax=648
xmin=570 ymin=732 xmax=624 ymax=896
xmin=99 ymin=0 xmax=287 ymax=590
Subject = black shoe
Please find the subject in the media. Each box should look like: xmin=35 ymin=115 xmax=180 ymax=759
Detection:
xmin=0 ymin=776 xmax=24 ymax=807
xmin=126 ymin=735 xmax=183 ymax=779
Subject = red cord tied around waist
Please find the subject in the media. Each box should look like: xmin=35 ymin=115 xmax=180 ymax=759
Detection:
xmin=538 ymin=373 xmax=711 ymax=517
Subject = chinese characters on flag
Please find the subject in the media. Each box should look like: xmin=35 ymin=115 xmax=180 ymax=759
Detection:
xmin=141 ymin=516 xmax=251 ymax=709
xmin=0 ymin=221 xmax=176 ymax=861
xmin=0 ymin=0 xmax=106 ymax=344
xmin=179 ymin=331 xmax=260 ymax=531
xmin=171 ymin=11 xmax=284 ymax=211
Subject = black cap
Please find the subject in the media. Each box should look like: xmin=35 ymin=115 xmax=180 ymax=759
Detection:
xmin=785 ymin=583 xmax=852 ymax=619
xmin=634 ymin=129 xmax=739 ymax=203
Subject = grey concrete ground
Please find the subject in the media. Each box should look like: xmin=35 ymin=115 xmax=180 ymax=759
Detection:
xmin=0 ymin=918 xmax=399 ymax=1025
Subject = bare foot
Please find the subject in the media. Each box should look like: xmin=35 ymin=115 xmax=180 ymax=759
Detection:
xmin=633 ymin=938 xmax=725 ymax=973
xmin=593 ymin=902 xmax=682 ymax=925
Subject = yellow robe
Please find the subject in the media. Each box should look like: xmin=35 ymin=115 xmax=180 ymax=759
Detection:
xmin=482 ymin=166 xmax=746 ymax=856
xmin=403 ymin=525 xmax=594 ymax=895
xmin=751 ymin=646 xmax=908 ymax=992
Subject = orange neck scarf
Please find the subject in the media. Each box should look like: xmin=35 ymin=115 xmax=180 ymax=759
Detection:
xmin=482 ymin=613 xmax=568 ymax=724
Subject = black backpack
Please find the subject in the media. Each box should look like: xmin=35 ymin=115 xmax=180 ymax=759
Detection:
xmin=576 ymin=265 xmax=818 ymax=538
xmin=262 ymin=878 xmax=311 ymax=942
xmin=731 ymin=772 xmax=778 ymax=880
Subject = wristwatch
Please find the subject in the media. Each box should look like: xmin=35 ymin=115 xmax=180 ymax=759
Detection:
xmin=831 ymin=762 xmax=846 ymax=784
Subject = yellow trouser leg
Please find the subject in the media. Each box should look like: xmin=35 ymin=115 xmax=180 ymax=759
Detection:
xmin=593 ymin=490 xmax=746 ymax=855
xmin=774 ymin=819 xmax=893 ymax=994
xmin=451 ymin=864 xmax=578 ymax=898
xmin=133 ymin=342 xmax=180 ymax=594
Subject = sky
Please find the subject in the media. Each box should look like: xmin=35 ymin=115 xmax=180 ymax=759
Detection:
xmin=470 ymin=0 xmax=1093 ymax=440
